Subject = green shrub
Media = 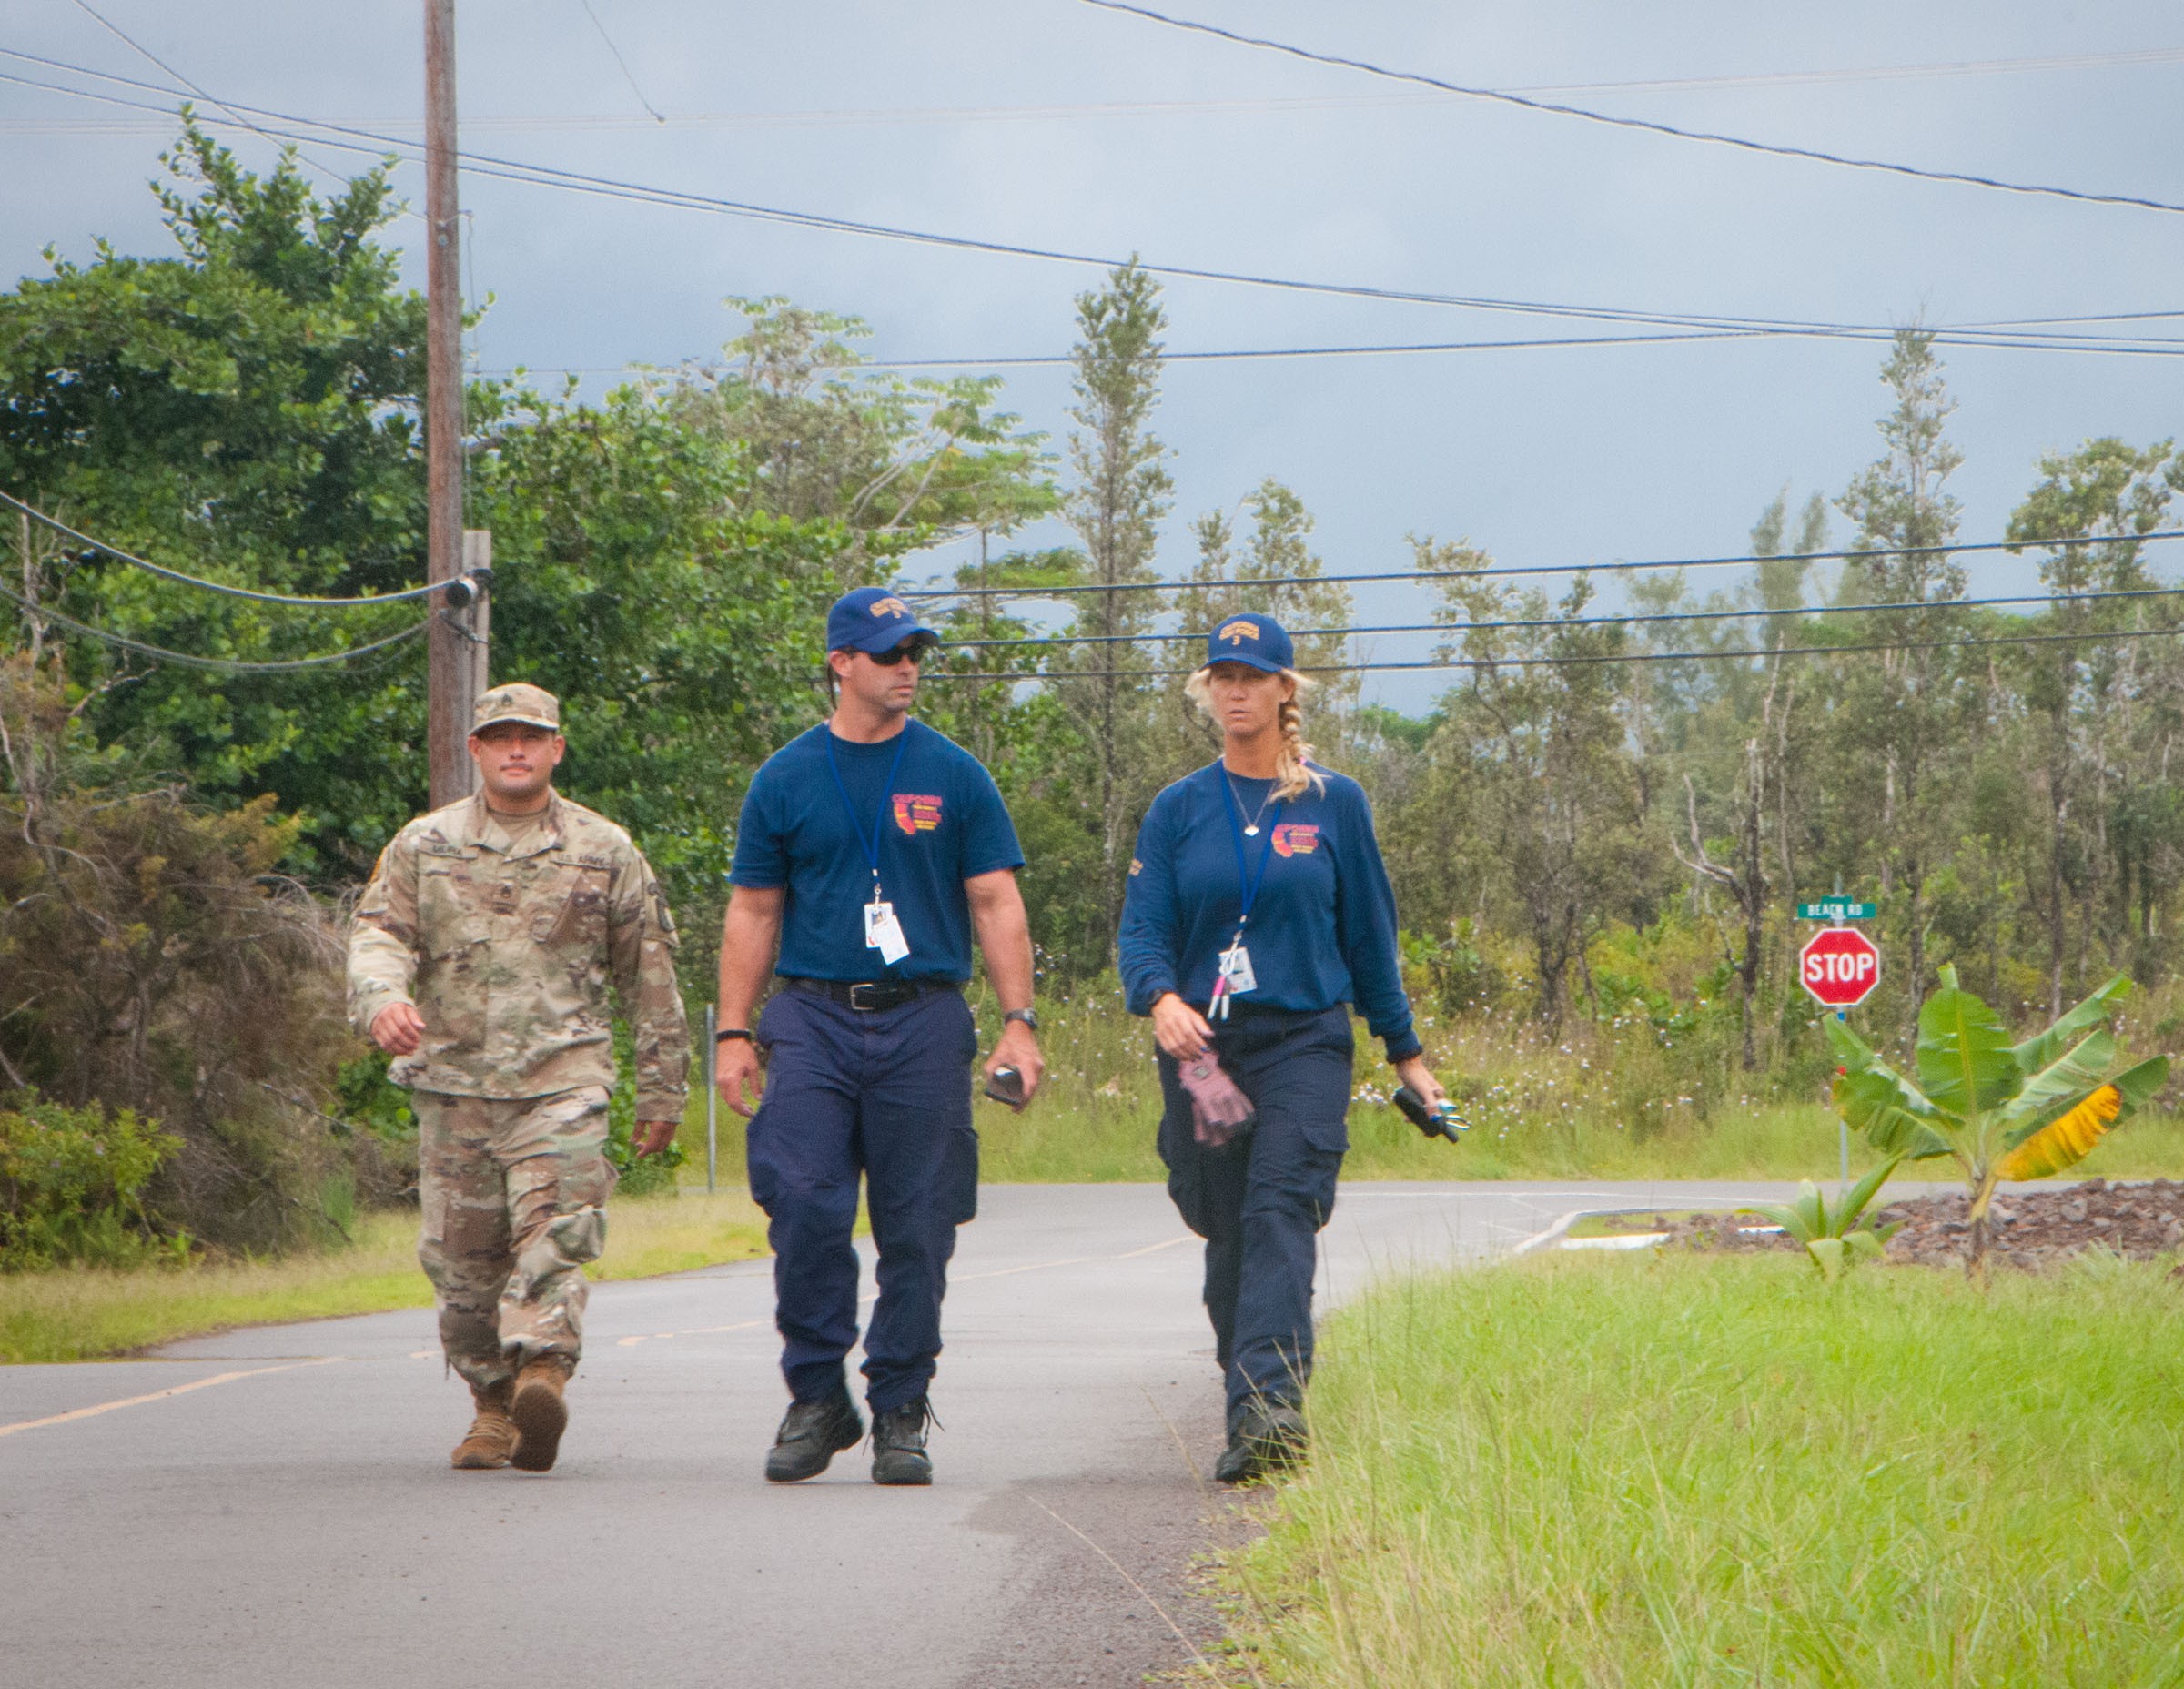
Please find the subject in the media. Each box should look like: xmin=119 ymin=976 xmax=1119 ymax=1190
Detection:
xmin=0 ymin=1093 xmax=184 ymax=1269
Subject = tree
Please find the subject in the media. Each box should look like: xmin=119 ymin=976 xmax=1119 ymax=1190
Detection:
xmin=0 ymin=132 xmax=868 ymax=968
xmin=1831 ymin=329 xmax=1972 ymax=1030
xmin=2006 ymin=439 xmax=2177 ymax=1015
xmin=462 ymin=380 xmax=854 ymax=987
xmin=1425 ymin=542 xmax=1643 ymax=1029
xmin=661 ymin=296 xmax=1056 ymax=563
xmin=1055 ymin=261 xmax=1172 ymax=962
xmin=1181 ymin=479 xmax=1356 ymax=736
xmin=0 ymin=124 xmax=430 ymax=856
xmin=1671 ymin=493 xmax=1830 ymax=1071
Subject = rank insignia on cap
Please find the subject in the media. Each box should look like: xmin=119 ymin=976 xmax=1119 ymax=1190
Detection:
xmin=1272 ymin=823 xmax=1320 ymax=857
xmin=871 ymin=596 xmax=910 ymax=619
xmin=892 ymin=793 xmax=943 ymax=834
xmin=1127 ymin=858 xmax=1143 ymax=875
xmin=1218 ymin=621 xmax=1259 ymax=644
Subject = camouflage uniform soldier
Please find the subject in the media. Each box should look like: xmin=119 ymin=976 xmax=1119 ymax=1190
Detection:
xmin=349 ymin=683 xmax=688 ymax=1472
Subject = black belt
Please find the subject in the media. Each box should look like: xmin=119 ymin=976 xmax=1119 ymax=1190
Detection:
xmin=782 ymin=975 xmax=960 ymax=1013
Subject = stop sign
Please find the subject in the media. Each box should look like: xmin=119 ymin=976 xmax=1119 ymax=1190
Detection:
xmin=1800 ymin=926 xmax=1881 ymax=1007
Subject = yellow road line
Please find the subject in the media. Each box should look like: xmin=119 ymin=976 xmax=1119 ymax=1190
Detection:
xmin=0 ymin=1356 xmax=344 ymax=1440
xmin=617 ymin=1318 xmax=772 ymax=1349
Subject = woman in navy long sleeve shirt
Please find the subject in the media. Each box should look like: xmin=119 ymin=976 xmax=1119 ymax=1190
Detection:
xmin=1118 ymin=612 xmax=1450 ymax=1482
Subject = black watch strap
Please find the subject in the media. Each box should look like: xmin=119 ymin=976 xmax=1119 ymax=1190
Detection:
xmin=714 ymin=1027 xmax=755 ymax=1043
xmin=1002 ymin=1007 xmax=1040 ymax=1033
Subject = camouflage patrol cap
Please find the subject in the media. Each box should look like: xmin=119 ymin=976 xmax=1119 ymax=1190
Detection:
xmin=472 ymin=683 xmax=561 ymax=733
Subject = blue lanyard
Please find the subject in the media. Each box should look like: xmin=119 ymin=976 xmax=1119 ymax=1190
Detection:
xmin=1216 ymin=769 xmax=1284 ymax=928
xmin=824 ymin=726 xmax=910 ymax=894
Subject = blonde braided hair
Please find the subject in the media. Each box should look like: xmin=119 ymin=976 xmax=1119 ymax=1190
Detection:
xmin=1184 ymin=665 xmax=1327 ymax=802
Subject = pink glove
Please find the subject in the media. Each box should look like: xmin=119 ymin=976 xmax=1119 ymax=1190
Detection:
xmin=1178 ymin=1052 xmax=1256 ymax=1148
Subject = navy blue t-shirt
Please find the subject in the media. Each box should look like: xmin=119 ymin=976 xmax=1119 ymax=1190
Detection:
xmin=1117 ymin=763 xmax=1421 ymax=1060
xmin=731 ymin=719 xmax=1024 ymax=982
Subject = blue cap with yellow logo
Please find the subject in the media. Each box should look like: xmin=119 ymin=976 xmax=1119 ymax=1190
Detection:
xmin=827 ymin=585 xmax=942 ymax=655
xmin=1205 ymin=612 xmax=1294 ymax=674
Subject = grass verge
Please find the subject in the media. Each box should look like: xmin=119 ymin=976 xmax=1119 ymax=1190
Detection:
xmin=0 ymin=1189 xmax=768 ymax=1365
xmin=1219 ymin=1250 xmax=2184 ymax=1685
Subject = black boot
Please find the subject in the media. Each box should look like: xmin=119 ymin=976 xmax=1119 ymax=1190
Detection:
xmin=1214 ymin=1400 xmax=1307 ymax=1485
xmin=764 ymin=1390 xmax=864 ymax=1482
xmin=870 ymin=1397 xmax=935 ymax=1486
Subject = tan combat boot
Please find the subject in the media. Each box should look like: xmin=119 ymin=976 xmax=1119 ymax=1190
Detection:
xmin=509 ymin=1354 xmax=574 ymax=1472
xmin=450 ymin=1381 xmax=518 ymax=1471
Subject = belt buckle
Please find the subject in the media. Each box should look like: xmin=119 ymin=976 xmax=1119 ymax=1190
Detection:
xmin=848 ymin=982 xmax=881 ymax=1012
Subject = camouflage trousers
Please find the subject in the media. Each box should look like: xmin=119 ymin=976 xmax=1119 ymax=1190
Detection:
xmin=414 ymin=1086 xmax=616 ymax=1391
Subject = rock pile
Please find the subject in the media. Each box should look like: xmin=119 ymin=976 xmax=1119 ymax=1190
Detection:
xmin=1591 ymin=1178 xmax=2184 ymax=1273
xmin=1873 ymin=1178 xmax=2184 ymax=1272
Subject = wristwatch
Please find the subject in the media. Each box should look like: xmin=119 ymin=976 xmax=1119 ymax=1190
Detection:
xmin=714 ymin=1027 xmax=755 ymax=1043
xmin=1002 ymin=1007 xmax=1041 ymax=1033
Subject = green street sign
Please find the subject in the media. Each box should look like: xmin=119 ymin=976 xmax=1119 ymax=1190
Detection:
xmin=1798 ymin=899 xmax=1876 ymax=921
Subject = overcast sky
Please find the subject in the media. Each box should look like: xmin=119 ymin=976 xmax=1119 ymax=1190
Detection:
xmin=5 ymin=0 xmax=2181 ymax=711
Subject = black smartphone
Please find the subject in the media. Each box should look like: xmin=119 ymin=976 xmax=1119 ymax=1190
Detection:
xmin=1393 ymin=1084 xmax=1465 ymax=1140
xmin=984 ymin=1065 xmax=1027 ymax=1109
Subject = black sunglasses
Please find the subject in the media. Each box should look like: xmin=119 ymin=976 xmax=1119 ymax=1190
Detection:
xmin=867 ymin=637 xmax=936 ymax=666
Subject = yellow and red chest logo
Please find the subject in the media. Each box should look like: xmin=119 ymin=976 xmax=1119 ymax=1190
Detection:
xmin=1271 ymin=823 xmax=1320 ymax=858
xmin=893 ymin=793 xmax=943 ymax=834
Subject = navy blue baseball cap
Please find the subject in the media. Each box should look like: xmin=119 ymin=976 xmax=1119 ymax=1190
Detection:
xmin=827 ymin=586 xmax=941 ymax=655
xmin=1205 ymin=612 xmax=1294 ymax=673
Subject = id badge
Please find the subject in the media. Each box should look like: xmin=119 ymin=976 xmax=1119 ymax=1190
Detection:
xmin=864 ymin=898 xmax=911 ymax=965
xmin=1218 ymin=941 xmax=1257 ymax=996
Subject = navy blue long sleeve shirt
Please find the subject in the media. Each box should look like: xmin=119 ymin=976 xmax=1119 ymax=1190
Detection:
xmin=1117 ymin=763 xmax=1421 ymax=1061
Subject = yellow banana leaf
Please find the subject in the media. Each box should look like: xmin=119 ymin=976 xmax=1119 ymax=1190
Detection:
xmin=1996 ymin=1086 xmax=2120 ymax=1181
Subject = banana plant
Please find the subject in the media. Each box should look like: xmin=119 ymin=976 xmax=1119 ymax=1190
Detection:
xmin=1827 ymin=967 xmax=2169 ymax=1276
xmin=1754 ymin=1150 xmax=1906 ymax=1281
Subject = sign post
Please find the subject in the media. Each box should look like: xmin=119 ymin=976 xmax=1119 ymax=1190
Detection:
xmin=1799 ymin=906 xmax=1881 ymax=1196
xmin=703 ymin=1003 xmax=718 ymax=1195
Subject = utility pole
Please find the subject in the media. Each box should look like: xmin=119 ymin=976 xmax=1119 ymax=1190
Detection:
xmin=424 ymin=0 xmax=482 ymax=805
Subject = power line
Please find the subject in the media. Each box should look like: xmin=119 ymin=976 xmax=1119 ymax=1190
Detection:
xmin=481 ymin=312 xmax=2184 ymax=379
xmin=1080 ymin=0 xmax=2184 ymax=219
xmin=9 ymin=46 xmax=2183 ymax=137
xmin=0 ymin=576 xmax=430 ymax=673
xmin=6 ymin=50 xmax=2179 ymax=354
xmin=0 ymin=491 xmax=455 ymax=608
xmin=936 ymin=582 xmax=2184 ymax=649
xmin=61 ymin=0 xmax=395 ymax=213
xmin=901 ymin=529 xmax=2184 ymax=601
xmin=577 ymin=0 xmax=667 ymax=125
xmin=921 ymin=621 xmax=2184 ymax=680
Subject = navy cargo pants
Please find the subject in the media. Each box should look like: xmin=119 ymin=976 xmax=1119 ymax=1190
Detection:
xmin=1155 ymin=1004 xmax=1353 ymax=1426
xmin=746 ymin=984 xmax=980 ymax=1412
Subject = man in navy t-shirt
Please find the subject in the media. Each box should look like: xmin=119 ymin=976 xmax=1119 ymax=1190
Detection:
xmin=717 ymin=585 xmax=1046 ymax=1486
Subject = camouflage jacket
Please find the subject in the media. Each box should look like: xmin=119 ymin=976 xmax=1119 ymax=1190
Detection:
xmin=348 ymin=792 xmax=690 ymax=1118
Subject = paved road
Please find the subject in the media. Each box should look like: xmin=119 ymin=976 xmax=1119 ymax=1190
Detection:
xmin=1 ymin=1180 xmax=1796 ymax=1688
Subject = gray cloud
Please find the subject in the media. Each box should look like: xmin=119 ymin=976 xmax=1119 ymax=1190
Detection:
xmin=5 ymin=0 xmax=2180 ymax=709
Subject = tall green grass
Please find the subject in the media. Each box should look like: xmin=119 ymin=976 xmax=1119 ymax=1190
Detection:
xmin=1222 ymin=1251 xmax=2184 ymax=1685
xmin=673 ymin=986 xmax=2184 ymax=1185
